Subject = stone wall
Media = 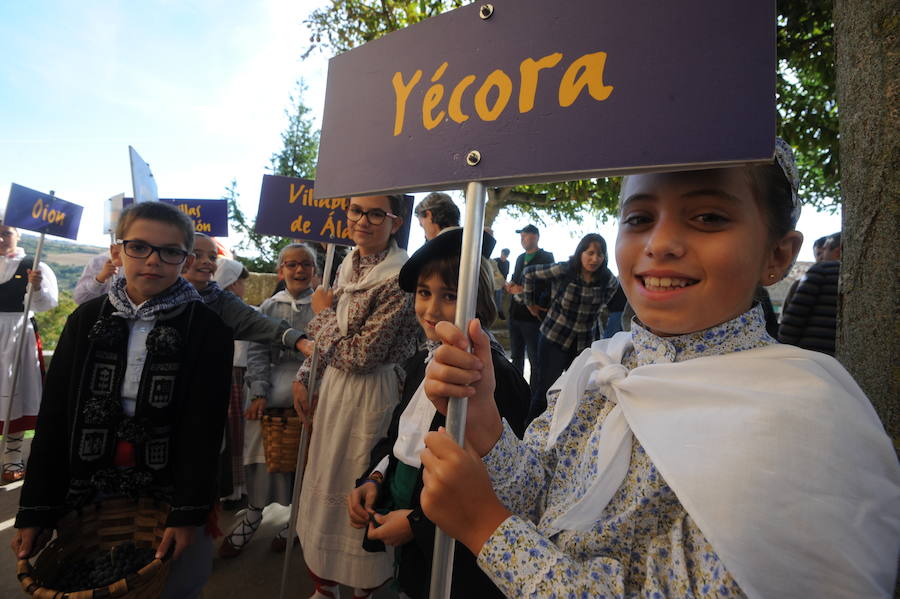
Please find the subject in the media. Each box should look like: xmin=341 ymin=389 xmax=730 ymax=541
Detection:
xmin=245 ymin=272 xmax=279 ymax=306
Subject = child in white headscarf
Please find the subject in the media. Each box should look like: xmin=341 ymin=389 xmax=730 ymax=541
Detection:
xmin=213 ymin=258 xmax=252 ymax=507
xmin=219 ymin=244 xmax=316 ymax=557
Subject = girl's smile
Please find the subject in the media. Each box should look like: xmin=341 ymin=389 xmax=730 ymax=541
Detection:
xmin=279 ymin=248 xmax=316 ymax=297
xmin=347 ymin=196 xmax=402 ymax=256
xmin=184 ymin=236 xmax=218 ymax=288
xmin=616 ymin=168 xmax=794 ymax=337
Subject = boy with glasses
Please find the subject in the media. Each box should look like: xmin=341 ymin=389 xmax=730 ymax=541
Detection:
xmin=13 ymin=201 xmax=232 ymax=598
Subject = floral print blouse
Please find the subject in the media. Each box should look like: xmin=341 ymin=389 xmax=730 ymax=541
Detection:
xmin=296 ymin=247 xmax=418 ymax=388
xmin=478 ymin=305 xmax=774 ymax=598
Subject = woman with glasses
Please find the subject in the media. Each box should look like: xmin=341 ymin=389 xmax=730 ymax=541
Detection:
xmin=0 ymin=221 xmax=58 ymax=483
xmin=293 ymin=196 xmax=419 ymax=599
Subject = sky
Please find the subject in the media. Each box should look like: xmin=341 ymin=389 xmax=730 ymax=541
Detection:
xmin=0 ymin=1 xmax=841 ymax=276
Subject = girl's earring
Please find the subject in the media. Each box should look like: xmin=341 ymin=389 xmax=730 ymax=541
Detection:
xmin=769 ymin=273 xmax=776 ymax=280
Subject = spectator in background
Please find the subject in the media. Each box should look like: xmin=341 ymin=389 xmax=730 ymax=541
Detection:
xmin=779 ymin=232 xmax=841 ymax=355
xmin=822 ymin=232 xmax=841 ymax=261
xmin=414 ymin=192 xmax=460 ymax=241
xmin=73 ymin=250 xmax=120 ymax=304
xmin=812 ymin=235 xmax=829 ymax=263
xmin=600 ymin=285 xmax=628 ymax=339
xmin=780 ymin=233 xmax=831 ymax=316
xmin=505 ymin=225 xmax=554 ymax=386
xmin=0 ymin=222 xmax=58 ymax=482
xmin=493 ymin=248 xmax=510 ymax=319
xmin=523 ymin=233 xmax=618 ymax=422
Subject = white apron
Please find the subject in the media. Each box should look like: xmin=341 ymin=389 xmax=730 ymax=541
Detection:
xmin=0 ymin=312 xmax=42 ymax=427
xmin=296 ymin=364 xmax=398 ymax=587
xmin=297 ymin=243 xmax=408 ymax=587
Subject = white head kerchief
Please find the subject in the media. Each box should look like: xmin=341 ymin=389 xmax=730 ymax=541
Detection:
xmin=543 ymin=334 xmax=900 ymax=599
xmin=333 ymin=240 xmax=407 ymax=335
xmin=270 ymin=288 xmax=313 ymax=312
xmin=213 ymin=258 xmax=244 ymax=290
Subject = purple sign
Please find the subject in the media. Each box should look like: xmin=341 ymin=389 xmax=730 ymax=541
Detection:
xmin=255 ymin=175 xmax=414 ymax=249
xmin=123 ymin=198 xmax=229 ymax=236
xmin=314 ymin=0 xmax=776 ymax=199
xmin=4 ymin=184 xmax=83 ymax=240
xmin=160 ymin=199 xmax=228 ymax=237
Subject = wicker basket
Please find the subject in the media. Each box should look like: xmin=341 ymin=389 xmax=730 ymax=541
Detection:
xmin=262 ymin=409 xmax=302 ymax=473
xmin=17 ymin=497 xmax=170 ymax=598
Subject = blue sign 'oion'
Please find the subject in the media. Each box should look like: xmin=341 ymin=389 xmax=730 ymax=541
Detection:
xmin=4 ymin=184 xmax=84 ymax=240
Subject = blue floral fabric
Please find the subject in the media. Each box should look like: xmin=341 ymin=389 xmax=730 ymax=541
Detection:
xmin=477 ymin=305 xmax=774 ymax=598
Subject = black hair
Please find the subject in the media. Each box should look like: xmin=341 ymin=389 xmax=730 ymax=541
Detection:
xmin=417 ymin=254 xmax=497 ymax=328
xmin=567 ymin=233 xmax=608 ymax=280
xmin=746 ymin=163 xmax=795 ymax=241
xmin=116 ymin=201 xmax=195 ymax=252
xmin=813 ymin=236 xmax=828 ymax=249
xmin=500 ymin=248 xmax=510 ymax=256
xmin=825 ymin=232 xmax=842 ymax=250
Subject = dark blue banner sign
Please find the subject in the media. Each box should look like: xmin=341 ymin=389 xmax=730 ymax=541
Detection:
xmin=255 ymin=175 xmax=413 ymax=249
xmin=160 ymin=199 xmax=228 ymax=237
xmin=314 ymin=0 xmax=776 ymax=199
xmin=4 ymin=184 xmax=83 ymax=240
xmin=122 ymin=198 xmax=229 ymax=236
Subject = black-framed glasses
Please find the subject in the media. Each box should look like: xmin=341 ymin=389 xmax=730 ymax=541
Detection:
xmin=346 ymin=206 xmax=397 ymax=225
xmin=118 ymin=239 xmax=190 ymax=265
xmin=281 ymin=260 xmax=316 ymax=270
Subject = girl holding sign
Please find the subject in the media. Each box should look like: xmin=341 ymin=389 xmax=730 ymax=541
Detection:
xmin=418 ymin=142 xmax=900 ymax=598
xmin=293 ymin=195 xmax=419 ymax=599
xmin=0 ymin=221 xmax=57 ymax=483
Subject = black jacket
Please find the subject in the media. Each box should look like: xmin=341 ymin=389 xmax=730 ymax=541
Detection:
xmin=361 ymin=348 xmax=529 ymax=599
xmin=778 ymin=261 xmax=839 ymax=355
xmin=509 ymin=248 xmax=555 ymax=322
xmin=17 ymin=296 xmax=233 ymax=529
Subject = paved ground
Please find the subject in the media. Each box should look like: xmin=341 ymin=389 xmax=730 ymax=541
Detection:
xmin=0 ymin=439 xmax=397 ymax=598
xmin=1 ymin=316 xmax=522 ymax=598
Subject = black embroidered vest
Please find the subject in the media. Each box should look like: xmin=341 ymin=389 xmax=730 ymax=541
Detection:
xmin=66 ymin=298 xmax=198 ymax=508
xmin=0 ymin=256 xmax=32 ymax=312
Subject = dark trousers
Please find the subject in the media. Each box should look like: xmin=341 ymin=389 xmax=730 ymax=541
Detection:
xmin=529 ymin=335 xmax=578 ymax=423
xmin=508 ymin=317 xmax=540 ymax=388
xmin=494 ymin=289 xmax=506 ymax=317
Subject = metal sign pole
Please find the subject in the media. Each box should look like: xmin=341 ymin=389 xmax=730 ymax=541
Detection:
xmin=279 ymin=242 xmax=336 ymax=599
xmin=1 ymin=226 xmax=48 ymax=469
xmin=429 ymin=181 xmax=487 ymax=599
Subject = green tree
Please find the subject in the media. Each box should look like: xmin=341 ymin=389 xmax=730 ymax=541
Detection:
xmin=270 ymin=80 xmax=321 ymax=179
xmin=228 ymin=81 xmax=321 ymax=271
xmin=303 ymin=0 xmax=840 ymax=221
xmin=777 ymin=1 xmax=839 ymax=211
xmin=34 ymin=290 xmax=77 ymax=350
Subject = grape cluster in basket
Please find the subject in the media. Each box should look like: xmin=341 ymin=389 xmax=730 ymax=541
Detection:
xmin=49 ymin=541 xmax=156 ymax=591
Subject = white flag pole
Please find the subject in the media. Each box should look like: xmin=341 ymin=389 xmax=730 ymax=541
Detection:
xmin=429 ymin=181 xmax=487 ymax=598
xmin=279 ymin=242 xmax=336 ymax=599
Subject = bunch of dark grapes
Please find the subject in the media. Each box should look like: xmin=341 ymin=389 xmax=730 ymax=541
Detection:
xmin=49 ymin=541 xmax=157 ymax=592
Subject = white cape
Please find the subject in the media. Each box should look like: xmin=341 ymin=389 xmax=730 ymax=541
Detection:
xmin=545 ymin=333 xmax=900 ymax=599
xmin=333 ymin=240 xmax=407 ymax=335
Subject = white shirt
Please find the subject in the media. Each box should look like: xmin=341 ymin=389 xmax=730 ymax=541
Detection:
xmin=120 ymin=294 xmax=156 ymax=417
xmin=0 ymin=248 xmax=58 ymax=313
